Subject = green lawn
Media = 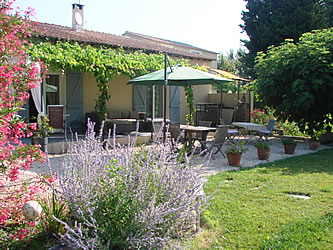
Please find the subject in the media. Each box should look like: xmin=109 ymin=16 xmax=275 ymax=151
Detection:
xmin=189 ymin=148 xmax=333 ymax=249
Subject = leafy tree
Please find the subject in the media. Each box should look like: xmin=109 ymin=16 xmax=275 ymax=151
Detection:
xmin=254 ymin=28 xmax=333 ymax=136
xmin=218 ymin=48 xmax=249 ymax=78
xmin=216 ymin=48 xmax=250 ymax=93
xmin=240 ymin=0 xmax=332 ymax=77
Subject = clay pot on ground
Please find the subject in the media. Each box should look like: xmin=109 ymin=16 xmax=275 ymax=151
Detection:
xmin=309 ymin=140 xmax=320 ymax=150
xmin=227 ymin=153 xmax=242 ymax=166
xmin=284 ymin=144 xmax=296 ymax=154
xmin=257 ymin=148 xmax=270 ymax=160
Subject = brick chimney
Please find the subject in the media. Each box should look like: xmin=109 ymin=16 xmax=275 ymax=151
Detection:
xmin=72 ymin=3 xmax=84 ymax=30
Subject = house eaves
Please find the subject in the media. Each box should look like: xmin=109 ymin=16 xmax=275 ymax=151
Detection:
xmin=35 ymin=22 xmax=216 ymax=61
xmin=123 ymin=30 xmax=218 ymax=55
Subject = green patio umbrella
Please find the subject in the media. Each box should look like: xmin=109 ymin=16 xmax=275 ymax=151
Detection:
xmin=128 ymin=55 xmax=232 ymax=140
xmin=129 ymin=64 xmax=233 ymax=86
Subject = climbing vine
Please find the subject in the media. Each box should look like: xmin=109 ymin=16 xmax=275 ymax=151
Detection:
xmin=184 ymin=86 xmax=195 ymax=125
xmin=27 ymin=41 xmax=188 ymax=119
xmin=183 ymin=65 xmax=210 ymax=125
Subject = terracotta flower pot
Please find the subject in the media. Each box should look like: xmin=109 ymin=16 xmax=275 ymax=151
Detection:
xmin=309 ymin=141 xmax=320 ymax=150
xmin=257 ymin=148 xmax=270 ymax=160
xmin=227 ymin=153 xmax=242 ymax=166
xmin=284 ymin=144 xmax=296 ymax=154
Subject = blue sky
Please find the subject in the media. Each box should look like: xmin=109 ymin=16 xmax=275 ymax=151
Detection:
xmin=14 ymin=0 xmax=248 ymax=53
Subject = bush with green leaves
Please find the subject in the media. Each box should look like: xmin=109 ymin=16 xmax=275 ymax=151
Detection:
xmin=225 ymin=141 xmax=248 ymax=154
xmin=254 ymin=28 xmax=333 ymax=136
xmin=281 ymin=138 xmax=297 ymax=145
xmin=54 ymin=122 xmax=210 ymax=249
xmin=254 ymin=141 xmax=270 ymax=149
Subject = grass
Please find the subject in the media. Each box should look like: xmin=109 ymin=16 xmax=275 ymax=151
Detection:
xmin=188 ymin=148 xmax=333 ymax=249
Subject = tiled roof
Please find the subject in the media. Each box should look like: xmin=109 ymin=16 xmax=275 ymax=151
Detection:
xmin=35 ymin=22 xmax=216 ymax=61
xmin=209 ymin=68 xmax=251 ymax=82
xmin=123 ymin=31 xmax=218 ymax=54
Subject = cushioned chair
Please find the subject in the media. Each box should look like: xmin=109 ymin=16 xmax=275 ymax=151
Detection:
xmin=256 ymin=119 xmax=276 ymax=141
xmin=201 ymin=125 xmax=229 ymax=159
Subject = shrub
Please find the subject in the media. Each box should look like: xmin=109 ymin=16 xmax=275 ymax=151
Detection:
xmin=250 ymin=107 xmax=276 ymax=125
xmin=225 ymin=141 xmax=248 ymax=154
xmin=254 ymin=141 xmax=270 ymax=149
xmin=54 ymin=122 xmax=210 ymax=249
xmin=281 ymin=138 xmax=297 ymax=145
xmin=0 ymin=1 xmax=47 ymax=246
xmin=281 ymin=121 xmax=308 ymax=137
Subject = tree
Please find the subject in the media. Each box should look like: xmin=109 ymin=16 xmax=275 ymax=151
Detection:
xmin=218 ymin=48 xmax=249 ymax=78
xmin=240 ymin=0 xmax=332 ymax=77
xmin=216 ymin=48 xmax=250 ymax=92
xmin=254 ymin=28 xmax=333 ymax=135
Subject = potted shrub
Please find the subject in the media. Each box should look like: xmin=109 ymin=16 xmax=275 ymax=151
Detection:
xmin=225 ymin=141 xmax=248 ymax=166
xmin=308 ymin=130 xmax=321 ymax=150
xmin=254 ymin=141 xmax=270 ymax=160
xmin=31 ymin=115 xmax=55 ymax=152
xmin=281 ymin=138 xmax=297 ymax=154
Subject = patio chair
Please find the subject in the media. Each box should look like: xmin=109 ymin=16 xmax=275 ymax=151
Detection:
xmin=198 ymin=120 xmax=212 ymax=127
xmin=152 ymin=121 xmax=164 ymax=141
xmin=201 ymin=125 xmax=229 ymax=159
xmin=227 ymin=128 xmax=239 ymax=143
xmin=169 ymin=123 xmax=185 ymax=149
xmin=256 ymin=119 xmax=276 ymax=141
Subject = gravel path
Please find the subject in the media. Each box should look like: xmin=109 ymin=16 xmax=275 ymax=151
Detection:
xmin=21 ymin=137 xmax=331 ymax=180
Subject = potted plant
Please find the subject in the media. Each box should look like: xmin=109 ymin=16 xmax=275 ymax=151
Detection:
xmin=31 ymin=115 xmax=55 ymax=152
xmin=225 ymin=141 xmax=248 ymax=166
xmin=254 ymin=140 xmax=270 ymax=160
xmin=308 ymin=130 xmax=321 ymax=150
xmin=281 ymin=138 xmax=297 ymax=154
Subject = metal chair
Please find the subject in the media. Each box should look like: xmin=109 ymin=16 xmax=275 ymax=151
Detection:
xmin=201 ymin=125 xmax=229 ymax=159
xmin=198 ymin=120 xmax=212 ymax=127
xmin=169 ymin=123 xmax=185 ymax=148
xmin=152 ymin=121 xmax=164 ymax=141
xmin=227 ymin=129 xmax=239 ymax=143
xmin=256 ymin=119 xmax=276 ymax=141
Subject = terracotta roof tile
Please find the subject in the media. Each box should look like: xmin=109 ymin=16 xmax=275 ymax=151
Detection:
xmin=36 ymin=22 xmax=216 ymax=61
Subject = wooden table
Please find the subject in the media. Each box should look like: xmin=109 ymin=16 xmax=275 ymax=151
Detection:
xmin=180 ymin=125 xmax=216 ymax=146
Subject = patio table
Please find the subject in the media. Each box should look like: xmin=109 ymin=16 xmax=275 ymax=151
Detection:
xmin=231 ymin=122 xmax=267 ymax=142
xmin=180 ymin=125 xmax=216 ymax=146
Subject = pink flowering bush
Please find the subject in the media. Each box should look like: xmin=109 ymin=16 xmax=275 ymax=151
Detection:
xmin=0 ymin=0 xmax=48 ymax=246
xmin=250 ymin=107 xmax=277 ymax=125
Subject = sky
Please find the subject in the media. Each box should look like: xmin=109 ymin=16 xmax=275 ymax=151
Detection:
xmin=14 ymin=0 xmax=249 ymax=54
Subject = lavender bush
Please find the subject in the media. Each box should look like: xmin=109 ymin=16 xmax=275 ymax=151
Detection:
xmin=55 ymin=121 xmax=210 ymax=249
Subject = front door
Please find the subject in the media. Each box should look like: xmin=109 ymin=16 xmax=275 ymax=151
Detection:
xmin=66 ymin=72 xmax=83 ymax=131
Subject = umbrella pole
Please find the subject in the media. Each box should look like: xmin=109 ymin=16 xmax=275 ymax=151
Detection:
xmin=151 ymin=85 xmax=155 ymax=140
xmin=248 ymin=89 xmax=251 ymax=122
xmin=163 ymin=53 xmax=167 ymax=142
xmin=219 ymin=84 xmax=223 ymax=125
